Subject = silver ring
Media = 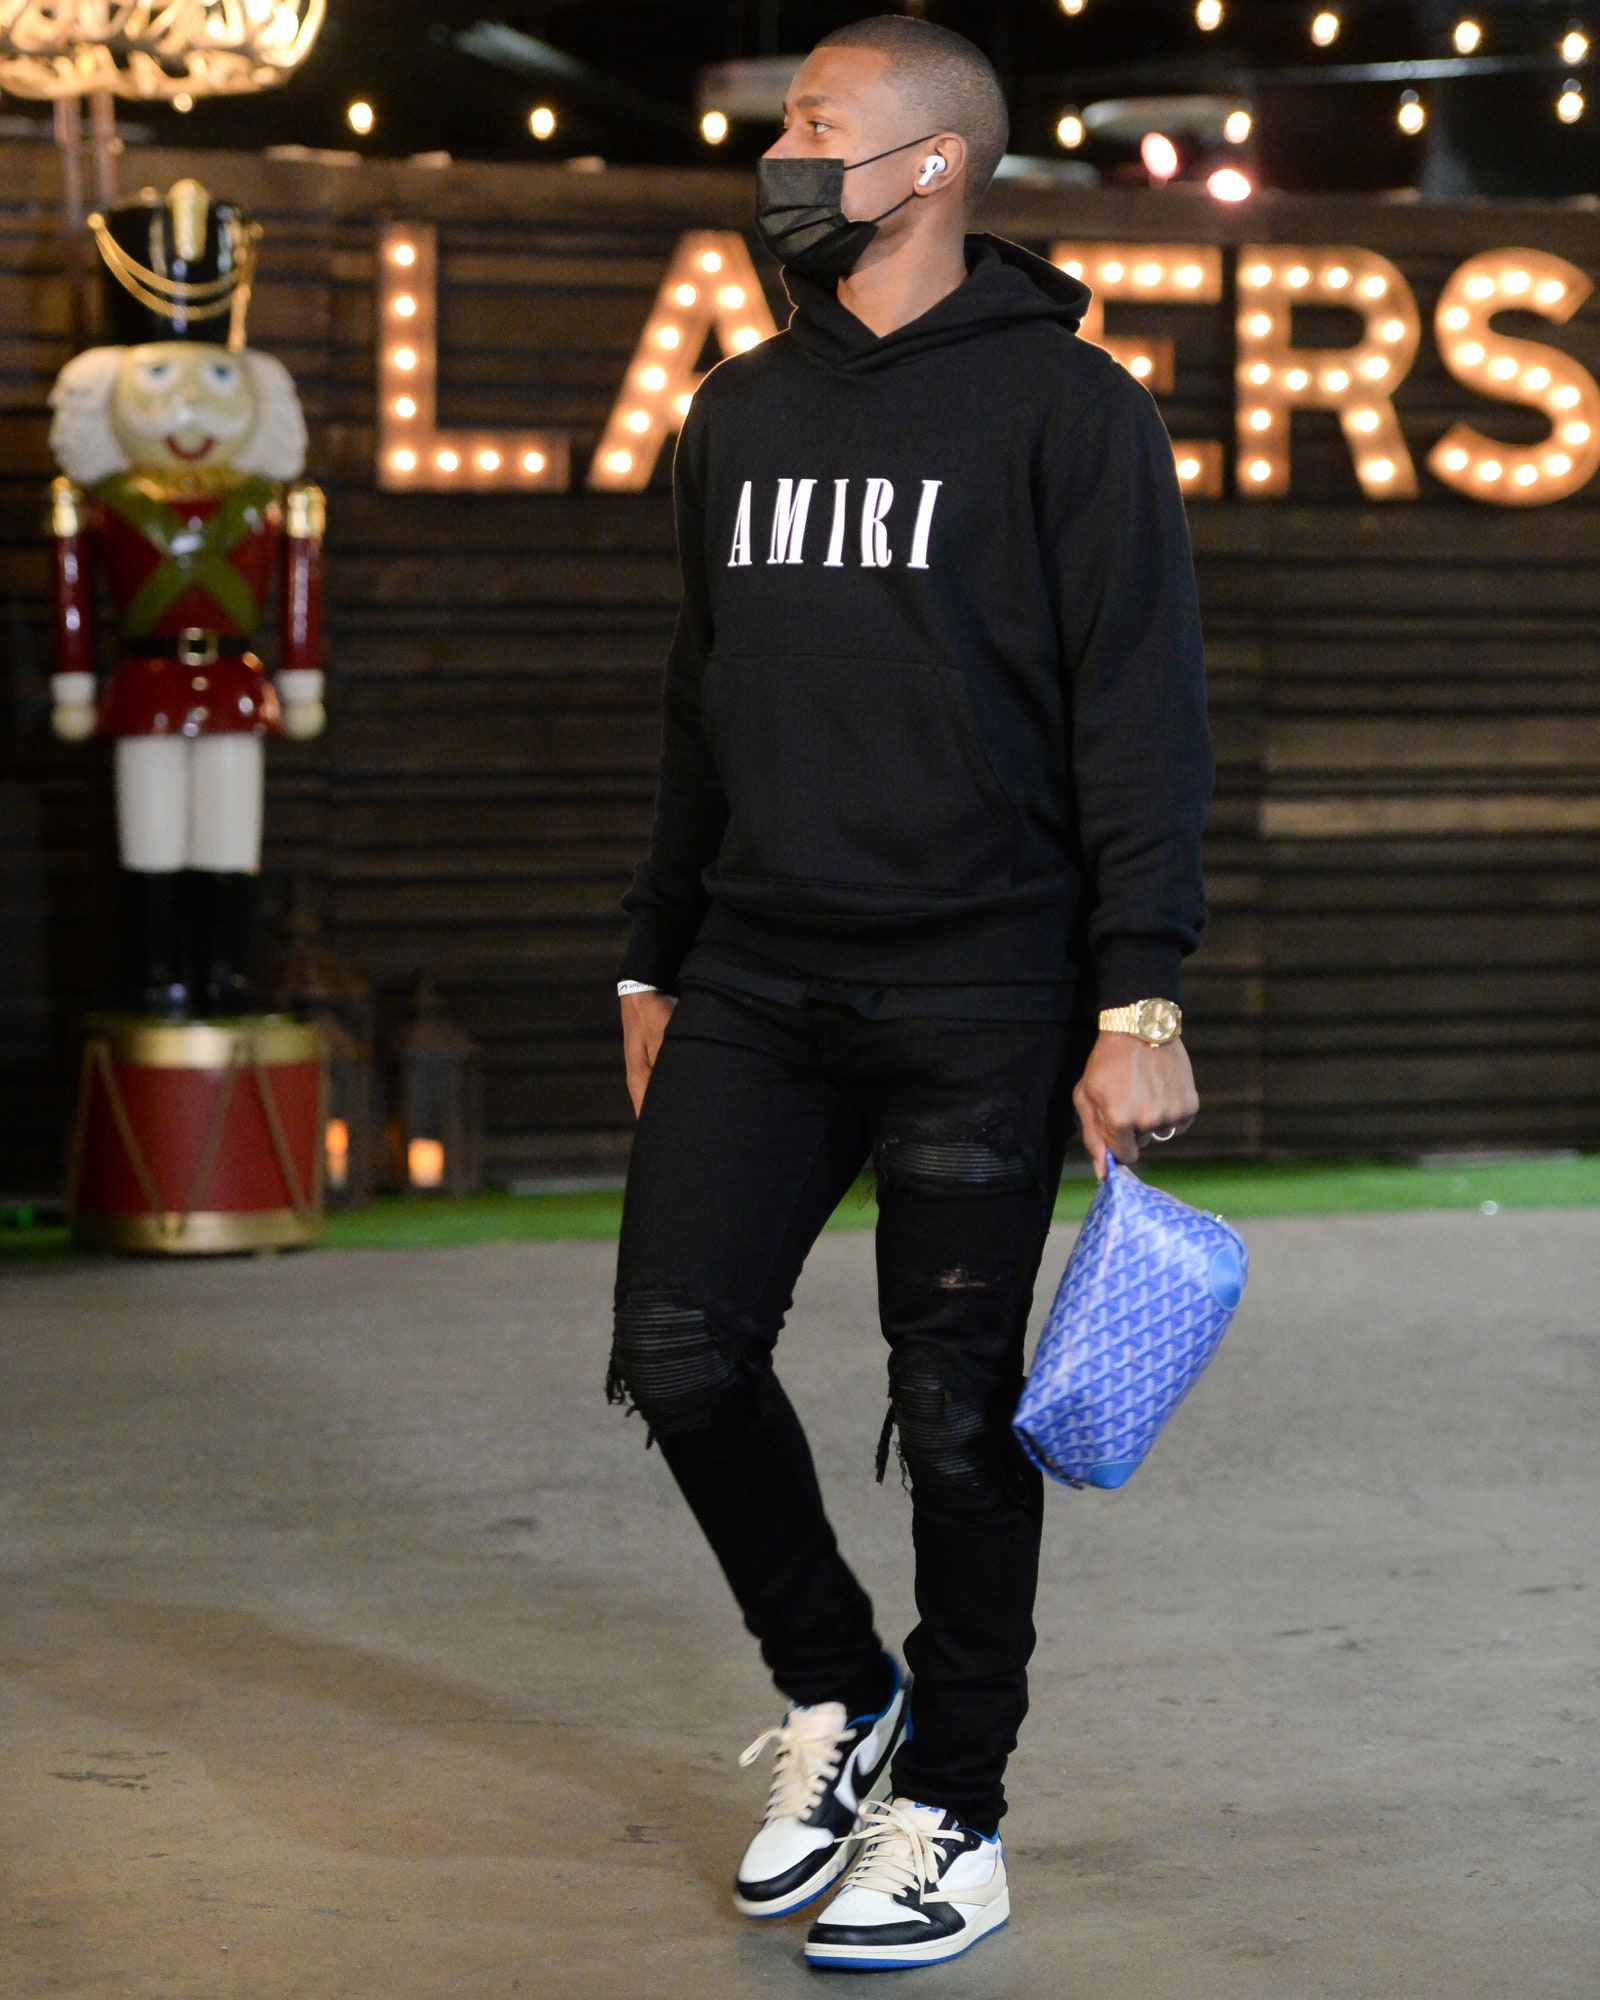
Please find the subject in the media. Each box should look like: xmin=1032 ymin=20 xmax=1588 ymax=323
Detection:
xmin=1150 ymin=1126 xmax=1177 ymax=1143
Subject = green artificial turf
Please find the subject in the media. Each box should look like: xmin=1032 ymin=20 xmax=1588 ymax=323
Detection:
xmin=4 ymin=1154 xmax=1600 ymax=1260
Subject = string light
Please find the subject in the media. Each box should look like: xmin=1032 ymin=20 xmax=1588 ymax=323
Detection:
xmin=1398 ymin=89 xmax=1426 ymax=133
xmin=346 ymin=99 xmax=374 ymax=135
xmin=375 ymin=224 xmax=569 ymax=492
xmin=1235 ymin=245 xmax=1420 ymax=498
xmin=1452 ymin=17 xmax=1482 ymax=54
xmin=1208 ymin=166 xmax=1253 ymax=201
xmin=1141 ymin=132 xmax=1180 ymax=183
xmin=529 ymin=105 xmax=556 ymax=139
xmin=1172 ymin=443 xmax=1225 ymax=496
xmin=590 ymin=230 xmax=777 ymax=491
xmin=700 ymin=109 xmax=729 ymax=144
xmin=1059 ymin=0 xmax=1086 ymax=13
xmin=1224 ymin=108 xmax=1252 ymax=143
xmin=1196 ymin=0 xmax=1223 ymax=29
xmin=1056 ymin=109 xmax=1085 ymax=148
xmin=1558 ymin=79 xmax=1586 ymax=121
xmin=1428 ymin=248 xmax=1600 ymax=505
xmin=1561 ymin=29 xmax=1589 ymax=64
xmin=1311 ymin=10 xmax=1341 ymax=46
xmin=1053 ymin=242 xmax=1224 ymax=495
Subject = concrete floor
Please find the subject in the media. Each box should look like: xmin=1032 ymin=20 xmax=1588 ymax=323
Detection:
xmin=1 ymin=1210 xmax=1596 ymax=2000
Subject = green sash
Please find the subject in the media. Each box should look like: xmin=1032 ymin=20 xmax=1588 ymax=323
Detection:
xmin=97 ymin=472 xmax=277 ymax=639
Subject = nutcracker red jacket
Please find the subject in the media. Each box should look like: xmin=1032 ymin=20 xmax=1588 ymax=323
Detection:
xmin=617 ymin=232 xmax=1213 ymax=1012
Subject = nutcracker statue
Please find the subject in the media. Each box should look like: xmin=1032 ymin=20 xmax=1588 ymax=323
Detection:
xmin=47 ymin=176 xmax=325 ymax=1018
xmin=49 ymin=180 xmax=329 ymax=1255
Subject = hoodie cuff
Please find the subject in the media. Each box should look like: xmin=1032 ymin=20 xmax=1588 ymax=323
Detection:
xmin=1094 ymin=942 xmax=1185 ymax=1014
xmin=616 ymin=913 xmax=690 ymax=997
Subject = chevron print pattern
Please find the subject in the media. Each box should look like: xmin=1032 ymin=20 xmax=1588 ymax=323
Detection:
xmin=1014 ymin=1161 xmax=1248 ymax=1490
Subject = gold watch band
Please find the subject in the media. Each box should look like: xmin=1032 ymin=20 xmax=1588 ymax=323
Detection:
xmin=1098 ymin=998 xmax=1183 ymax=1045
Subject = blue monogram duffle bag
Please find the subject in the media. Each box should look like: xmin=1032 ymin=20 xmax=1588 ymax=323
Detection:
xmin=1013 ymin=1159 xmax=1249 ymax=1490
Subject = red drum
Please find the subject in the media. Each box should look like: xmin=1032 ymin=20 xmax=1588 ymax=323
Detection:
xmin=68 ymin=1017 xmax=326 ymax=1254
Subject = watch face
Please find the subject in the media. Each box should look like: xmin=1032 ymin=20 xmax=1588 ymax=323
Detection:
xmin=1137 ymin=998 xmax=1180 ymax=1043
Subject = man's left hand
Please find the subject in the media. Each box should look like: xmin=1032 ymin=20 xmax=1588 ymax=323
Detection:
xmin=1073 ymin=1033 xmax=1199 ymax=1179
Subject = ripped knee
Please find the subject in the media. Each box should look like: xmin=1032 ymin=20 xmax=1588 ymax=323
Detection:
xmin=608 ymin=1287 xmax=749 ymax=1440
xmin=890 ymin=1369 xmax=991 ymax=1485
xmin=876 ymin=1361 xmax=1027 ymax=1500
xmin=873 ymin=1127 xmax=1033 ymax=1197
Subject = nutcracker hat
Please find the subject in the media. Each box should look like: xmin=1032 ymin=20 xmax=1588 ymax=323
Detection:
xmin=90 ymin=179 xmax=261 ymax=351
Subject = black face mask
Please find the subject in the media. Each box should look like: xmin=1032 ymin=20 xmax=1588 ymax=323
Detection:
xmin=755 ymin=133 xmax=942 ymax=283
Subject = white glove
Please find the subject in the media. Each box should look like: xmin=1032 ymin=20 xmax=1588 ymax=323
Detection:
xmin=277 ymin=669 xmax=326 ymax=741
xmin=50 ymin=671 xmax=96 ymax=742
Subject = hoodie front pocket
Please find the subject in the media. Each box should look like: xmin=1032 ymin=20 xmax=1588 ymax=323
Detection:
xmin=702 ymin=652 xmax=1020 ymax=897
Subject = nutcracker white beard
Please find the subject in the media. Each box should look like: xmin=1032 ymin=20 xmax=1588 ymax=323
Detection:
xmin=115 ymin=737 xmax=264 ymax=874
xmin=48 ymin=341 xmax=307 ymax=486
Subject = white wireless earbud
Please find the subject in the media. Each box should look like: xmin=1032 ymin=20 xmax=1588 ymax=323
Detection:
xmin=917 ymin=153 xmax=948 ymax=186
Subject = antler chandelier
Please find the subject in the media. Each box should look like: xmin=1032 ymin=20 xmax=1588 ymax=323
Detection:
xmin=0 ymin=1 xmax=326 ymax=101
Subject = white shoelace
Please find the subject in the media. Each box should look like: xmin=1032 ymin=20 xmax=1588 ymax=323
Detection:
xmin=739 ymin=1708 xmax=850 ymax=1823
xmin=836 ymin=1798 xmax=951 ymax=1900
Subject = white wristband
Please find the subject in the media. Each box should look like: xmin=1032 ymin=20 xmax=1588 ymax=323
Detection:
xmin=617 ymin=980 xmax=658 ymax=997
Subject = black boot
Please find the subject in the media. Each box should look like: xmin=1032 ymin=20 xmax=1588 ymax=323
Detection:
xmin=122 ymin=869 xmax=191 ymax=1019
xmin=191 ymin=870 xmax=265 ymax=1018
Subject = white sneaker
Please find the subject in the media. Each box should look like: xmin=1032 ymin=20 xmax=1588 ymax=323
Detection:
xmin=732 ymin=1662 xmax=910 ymax=1918
xmin=803 ymin=1796 xmax=1009 ymax=1969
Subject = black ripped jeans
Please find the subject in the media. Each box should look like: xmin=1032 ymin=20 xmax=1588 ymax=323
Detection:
xmin=610 ymin=983 xmax=1085 ymax=1833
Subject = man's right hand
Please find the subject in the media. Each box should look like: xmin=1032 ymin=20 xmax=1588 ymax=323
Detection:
xmin=621 ymin=989 xmax=676 ymax=1116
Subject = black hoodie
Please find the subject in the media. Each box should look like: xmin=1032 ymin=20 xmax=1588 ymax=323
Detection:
xmin=618 ymin=234 xmax=1213 ymax=1014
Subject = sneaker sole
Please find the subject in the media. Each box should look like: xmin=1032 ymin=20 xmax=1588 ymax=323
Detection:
xmin=803 ymin=1892 xmax=1010 ymax=1969
xmin=734 ymin=1837 xmax=855 ymax=1919
xmin=734 ymin=1690 xmax=909 ymax=1921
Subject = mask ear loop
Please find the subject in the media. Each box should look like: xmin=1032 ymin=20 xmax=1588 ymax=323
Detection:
xmin=838 ymin=131 xmax=947 ymax=229
xmin=840 ymin=130 xmax=944 ymax=173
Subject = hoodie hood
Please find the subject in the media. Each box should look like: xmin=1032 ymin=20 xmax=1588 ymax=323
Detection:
xmin=782 ymin=233 xmax=1091 ymax=375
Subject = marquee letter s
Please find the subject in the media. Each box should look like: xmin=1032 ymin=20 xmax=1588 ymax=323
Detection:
xmin=1428 ymin=249 xmax=1600 ymax=506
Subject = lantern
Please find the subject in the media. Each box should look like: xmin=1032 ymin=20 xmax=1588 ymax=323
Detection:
xmin=270 ymin=888 xmax=379 ymax=1210
xmin=315 ymin=1016 xmax=377 ymax=1209
xmin=271 ymin=891 xmax=377 ymax=1207
xmin=384 ymin=975 xmax=483 ymax=1197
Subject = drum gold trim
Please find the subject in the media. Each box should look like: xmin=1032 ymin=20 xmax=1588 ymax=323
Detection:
xmin=71 ymin=1208 xmax=319 ymax=1255
xmin=86 ymin=1013 xmax=322 ymax=1069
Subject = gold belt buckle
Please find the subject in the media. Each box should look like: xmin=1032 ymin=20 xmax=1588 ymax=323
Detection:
xmin=177 ymin=628 xmax=219 ymax=668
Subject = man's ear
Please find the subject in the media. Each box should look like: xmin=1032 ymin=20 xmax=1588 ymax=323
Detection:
xmin=911 ymin=131 xmax=968 ymax=199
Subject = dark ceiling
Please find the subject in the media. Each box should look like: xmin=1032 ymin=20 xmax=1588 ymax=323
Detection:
xmin=39 ymin=1 xmax=1600 ymax=199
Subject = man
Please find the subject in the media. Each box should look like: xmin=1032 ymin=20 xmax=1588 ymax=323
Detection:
xmin=610 ymin=14 xmax=1210 ymax=1971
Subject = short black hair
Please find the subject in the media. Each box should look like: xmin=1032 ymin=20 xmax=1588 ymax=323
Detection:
xmin=814 ymin=15 xmax=1009 ymax=209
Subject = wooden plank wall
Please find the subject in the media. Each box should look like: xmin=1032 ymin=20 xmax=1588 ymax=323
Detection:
xmin=3 ymin=148 xmax=1599 ymax=1184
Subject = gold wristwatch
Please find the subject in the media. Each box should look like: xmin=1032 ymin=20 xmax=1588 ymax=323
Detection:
xmin=1098 ymin=998 xmax=1183 ymax=1045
